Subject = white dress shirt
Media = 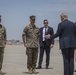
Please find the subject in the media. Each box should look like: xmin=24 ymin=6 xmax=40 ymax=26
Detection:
xmin=43 ymin=27 xmax=48 ymax=41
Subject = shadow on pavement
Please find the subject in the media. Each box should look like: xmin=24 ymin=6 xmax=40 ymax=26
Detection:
xmin=22 ymin=72 xmax=39 ymax=74
xmin=0 ymin=73 xmax=7 ymax=75
xmin=36 ymin=67 xmax=54 ymax=69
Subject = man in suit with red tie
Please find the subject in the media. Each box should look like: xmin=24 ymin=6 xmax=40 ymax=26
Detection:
xmin=36 ymin=19 xmax=54 ymax=69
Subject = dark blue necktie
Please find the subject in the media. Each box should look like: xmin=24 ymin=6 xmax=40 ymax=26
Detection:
xmin=45 ymin=27 xmax=48 ymax=35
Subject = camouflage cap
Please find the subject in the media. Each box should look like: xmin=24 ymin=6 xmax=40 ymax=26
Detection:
xmin=30 ymin=15 xmax=35 ymax=20
xmin=0 ymin=15 xmax=1 ymax=22
xmin=0 ymin=15 xmax=1 ymax=18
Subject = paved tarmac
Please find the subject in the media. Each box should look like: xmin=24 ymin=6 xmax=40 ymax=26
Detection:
xmin=1 ymin=45 xmax=76 ymax=75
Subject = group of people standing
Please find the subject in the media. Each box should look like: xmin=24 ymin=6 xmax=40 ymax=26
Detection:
xmin=22 ymin=13 xmax=76 ymax=75
xmin=0 ymin=13 xmax=76 ymax=75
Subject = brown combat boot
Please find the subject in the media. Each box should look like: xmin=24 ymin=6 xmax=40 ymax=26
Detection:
xmin=32 ymin=69 xmax=36 ymax=74
xmin=0 ymin=70 xmax=3 ymax=74
xmin=28 ymin=68 xmax=33 ymax=74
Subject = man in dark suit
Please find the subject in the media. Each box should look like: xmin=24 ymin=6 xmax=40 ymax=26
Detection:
xmin=74 ymin=21 xmax=76 ymax=72
xmin=46 ymin=13 xmax=76 ymax=75
xmin=36 ymin=19 xmax=54 ymax=69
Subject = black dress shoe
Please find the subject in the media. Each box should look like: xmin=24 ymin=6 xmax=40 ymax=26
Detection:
xmin=74 ymin=70 xmax=76 ymax=72
xmin=46 ymin=66 xmax=48 ymax=69
xmin=36 ymin=66 xmax=42 ymax=69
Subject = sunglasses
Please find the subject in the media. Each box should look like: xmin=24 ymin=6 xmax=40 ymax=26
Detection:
xmin=44 ymin=22 xmax=48 ymax=24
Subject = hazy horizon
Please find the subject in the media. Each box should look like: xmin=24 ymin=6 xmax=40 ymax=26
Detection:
xmin=0 ymin=0 xmax=76 ymax=40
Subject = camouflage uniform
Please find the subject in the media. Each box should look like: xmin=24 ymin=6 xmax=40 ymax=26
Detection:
xmin=23 ymin=24 xmax=39 ymax=69
xmin=0 ymin=24 xmax=6 ymax=69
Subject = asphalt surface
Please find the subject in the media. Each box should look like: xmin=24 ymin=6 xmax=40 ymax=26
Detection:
xmin=2 ymin=45 xmax=76 ymax=75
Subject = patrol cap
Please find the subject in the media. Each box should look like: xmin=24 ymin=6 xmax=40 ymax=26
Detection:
xmin=0 ymin=15 xmax=1 ymax=18
xmin=0 ymin=15 xmax=1 ymax=22
xmin=30 ymin=15 xmax=35 ymax=20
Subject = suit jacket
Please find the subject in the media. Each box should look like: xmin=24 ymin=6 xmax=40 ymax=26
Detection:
xmin=52 ymin=20 xmax=76 ymax=49
xmin=40 ymin=26 xmax=54 ymax=47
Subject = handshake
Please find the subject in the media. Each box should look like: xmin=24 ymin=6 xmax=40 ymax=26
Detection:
xmin=45 ymin=34 xmax=51 ymax=39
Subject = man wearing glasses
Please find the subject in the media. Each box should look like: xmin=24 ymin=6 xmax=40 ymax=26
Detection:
xmin=36 ymin=19 xmax=54 ymax=69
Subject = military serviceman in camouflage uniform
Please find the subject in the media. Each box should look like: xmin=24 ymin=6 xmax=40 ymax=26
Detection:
xmin=0 ymin=15 xmax=7 ymax=74
xmin=22 ymin=15 xmax=39 ymax=74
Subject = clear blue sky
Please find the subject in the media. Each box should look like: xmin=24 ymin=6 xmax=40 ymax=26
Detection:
xmin=0 ymin=0 xmax=76 ymax=40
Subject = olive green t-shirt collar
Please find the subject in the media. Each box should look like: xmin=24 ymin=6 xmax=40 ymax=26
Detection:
xmin=29 ymin=24 xmax=36 ymax=28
